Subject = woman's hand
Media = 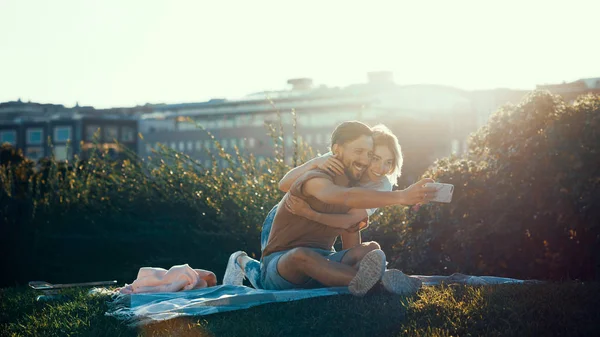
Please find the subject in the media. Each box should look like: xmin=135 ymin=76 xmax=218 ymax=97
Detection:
xmin=400 ymin=178 xmax=438 ymax=205
xmin=285 ymin=195 xmax=313 ymax=217
xmin=314 ymin=153 xmax=345 ymax=175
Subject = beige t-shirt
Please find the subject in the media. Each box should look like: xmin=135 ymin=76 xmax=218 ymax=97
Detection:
xmin=362 ymin=178 xmax=393 ymax=217
xmin=262 ymin=169 xmax=351 ymax=258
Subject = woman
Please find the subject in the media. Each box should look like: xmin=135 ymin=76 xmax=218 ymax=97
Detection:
xmin=223 ymin=124 xmax=404 ymax=289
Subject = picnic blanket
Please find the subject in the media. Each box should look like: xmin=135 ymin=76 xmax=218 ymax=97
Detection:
xmin=104 ymin=274 xmax=533 ymax=326
xmin=105 ymin=285 xmax=350 ymax=326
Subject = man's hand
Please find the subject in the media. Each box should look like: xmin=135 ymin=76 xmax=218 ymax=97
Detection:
xmin=314 ymin=153 xmax=345 ymax=175
xmin=400 ymin=178 xmax=438 ymax=205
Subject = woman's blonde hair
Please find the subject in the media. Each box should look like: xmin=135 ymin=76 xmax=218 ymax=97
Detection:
xmin=371 ymin=124 xmax=403 ymax=186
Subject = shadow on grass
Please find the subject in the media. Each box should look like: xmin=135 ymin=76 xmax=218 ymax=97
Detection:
xmin=2 ymin=282 xmax=600 ymax=337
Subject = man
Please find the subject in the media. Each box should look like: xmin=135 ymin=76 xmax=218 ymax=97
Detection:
xmin=260 ymin=121 xmax=436 ymax=296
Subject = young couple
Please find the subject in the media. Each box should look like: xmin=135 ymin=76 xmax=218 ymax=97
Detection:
xmin=223 ymin=121 xmax=438 ymax=296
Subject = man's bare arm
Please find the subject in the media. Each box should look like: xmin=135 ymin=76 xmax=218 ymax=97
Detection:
xmin=278 ymin=158 xmax=320 ymax=192
xmin=279 ymin=154 xmax=345 ymax=192
xmin=284 ymin=195 xmax=367 ymax=230
xmin=303 ymin=177 xmax=437 ymax=209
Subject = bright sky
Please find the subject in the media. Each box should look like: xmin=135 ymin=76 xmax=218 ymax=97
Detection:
xmin=1 ymin=0 xmax=598 ymax=109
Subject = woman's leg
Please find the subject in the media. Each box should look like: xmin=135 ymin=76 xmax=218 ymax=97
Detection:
xmin=260 ymin=204 xmax=278 ymax=251
xmin=223 ymin=204 xmax=275 ymax=288
xmin=238 ymin=254 xmax=262 ymax=289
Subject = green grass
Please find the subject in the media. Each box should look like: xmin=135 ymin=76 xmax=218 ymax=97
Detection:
xmin=2 ymin=282 xmax=599 ymax=337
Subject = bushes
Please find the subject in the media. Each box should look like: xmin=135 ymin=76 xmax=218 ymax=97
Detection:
xmin=0 ymin=119 xmax=313 ymax=286
xmin=1 ymin=92 xmax=599 ymax=285
xmin=379 ymin=92 xmax=600 ymax=280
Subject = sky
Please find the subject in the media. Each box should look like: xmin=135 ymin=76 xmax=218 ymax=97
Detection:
xmin=1 ymin=0 xmax=598 ymax=109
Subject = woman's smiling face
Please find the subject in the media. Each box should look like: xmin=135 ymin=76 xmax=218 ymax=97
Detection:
xmin=366 ymin=145 xmax=395 ymax=182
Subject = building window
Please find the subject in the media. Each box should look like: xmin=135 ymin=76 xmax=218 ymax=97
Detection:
xmin=177 ymin=120 xmax=197 ymax=131
xmin=305 ymin=134 xmax=312 ymax=144
xmin=121 ymin=126 xmax=135 ymax=142
xmin=451 ymin=139 xmax=460 ymax=155
xmin=54 ymin=126 xmax=72 ymax=142
xmin=204 ymin=140 xmax=211 ymax=150
xmin=54 ymin=145 xmax=71 ymax=161
xmin=178 ymin=142 xmax=185 ymax=151
xmin=204 ymin=120 xmax=217 ymax=129
xmin=223 ymin=117 xmax=235 ymax=128
xmin=27 ymin=128 xmax=43 ymax=145
xmin=26 ymin=147 xmax=44 ymax=161
xmin=285 ymin=136 xmax=293 ymax=147
xmin=86 ymin=125 xmax=100 ymax=141
xmin=170 ymin=142 xmax=177 ymax=150
xmin=104 ymin=126 xmax=119 ymax=142
xmin=315 ymin=134 xmax=322 ymax=144
xmin=252 ymin=115 xmax=264 ymax=127
xmin=298 ymin=114 xmax=312 ymax=126
xmin=248 ymin=138 xmax=256 ymax=148
xmin=145 ymin=144 xmax=152 ymax=154
xmin=187 ymin=141 xmax=193 ymax=151
xmin=230 ymin=138 xmax=237 ymax=149
xmin=0 ymin=130 xmax=17 ymax=145
xmin=222 ymin=139 xmax=228 ymax=149
xmin=195 ymin=141 xmax=202 ymax=151
xmin=236 ymin=115 xmax=250 ymax=125
xmin=281 ymin=114 xmax=292 ymax=125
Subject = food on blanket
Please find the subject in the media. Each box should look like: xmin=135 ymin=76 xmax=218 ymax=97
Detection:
xmin=118 ymin=264 xmax=216 ymax=294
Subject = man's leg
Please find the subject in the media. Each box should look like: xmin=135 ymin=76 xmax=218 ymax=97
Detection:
xmin=272 ymin=247 xmax=387 ymax=296
xmin=277 ymin=248 xmax=357 ymax=287
xmin=334 ymin=241 xmax=422 ymax=295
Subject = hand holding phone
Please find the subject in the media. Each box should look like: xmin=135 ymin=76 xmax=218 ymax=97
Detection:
xmin=424 ymin=183 xmax=454 ymax=203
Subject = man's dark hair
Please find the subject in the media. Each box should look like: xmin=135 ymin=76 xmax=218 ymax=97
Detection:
xmin=330 ymin=121 xmax=372 ymax=148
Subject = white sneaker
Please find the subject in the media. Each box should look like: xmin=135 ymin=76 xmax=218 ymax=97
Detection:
xmin=348 ymin=249 xmax=386 ymax=297
xmin=222 ymin=251 xmax=247 ymax=286
xmin=381 ymin=269 xmax=422 ymax=295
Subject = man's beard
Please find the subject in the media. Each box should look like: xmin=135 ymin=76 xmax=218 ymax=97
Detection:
xmin=344 ymin=164 xmax=362 ymax=184
xmin=339 ymin=154 xmax=363 ymax=184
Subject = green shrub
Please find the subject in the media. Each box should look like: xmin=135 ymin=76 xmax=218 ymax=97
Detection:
xmin=380 ymin=92 xmax=600 ymax=280
xmin=1 ymin=92 xmax=598 ymax=286
xmin=0 ymin=113 xmax=315 ymax=286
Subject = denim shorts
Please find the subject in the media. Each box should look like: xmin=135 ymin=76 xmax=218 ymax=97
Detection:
xmin=260 ymin=247 xmax=349 ymax=290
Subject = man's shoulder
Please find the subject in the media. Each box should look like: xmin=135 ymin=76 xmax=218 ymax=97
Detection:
xmin=298 ymin=168 xmax=336 ymax=183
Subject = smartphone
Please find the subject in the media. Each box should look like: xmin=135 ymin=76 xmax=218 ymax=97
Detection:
xmin=424 ymin=183 xmax=454 ymax=203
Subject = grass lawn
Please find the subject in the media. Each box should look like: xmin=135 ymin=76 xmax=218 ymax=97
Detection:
xmin=1 ymin=282 xmax=599 ymax=337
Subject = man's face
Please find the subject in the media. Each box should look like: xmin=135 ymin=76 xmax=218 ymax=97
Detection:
xmin=335 ymin=135 xmax=374 ymax=182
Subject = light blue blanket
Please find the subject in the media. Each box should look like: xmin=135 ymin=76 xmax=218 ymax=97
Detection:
xmin=105 ymin=285 xmax=350 ymax=326
xmin=104 ymin=274 xmax=532 ymax=326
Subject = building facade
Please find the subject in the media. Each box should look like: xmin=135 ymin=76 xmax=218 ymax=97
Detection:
xmin=4 ymin=74 xmax=595 ymax=166
xmin=0 ymin=100 xmax=139 ymax=162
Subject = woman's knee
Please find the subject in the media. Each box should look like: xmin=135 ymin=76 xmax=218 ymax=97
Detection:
xmin=363 ymin=241 xmax=381 ymax=251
